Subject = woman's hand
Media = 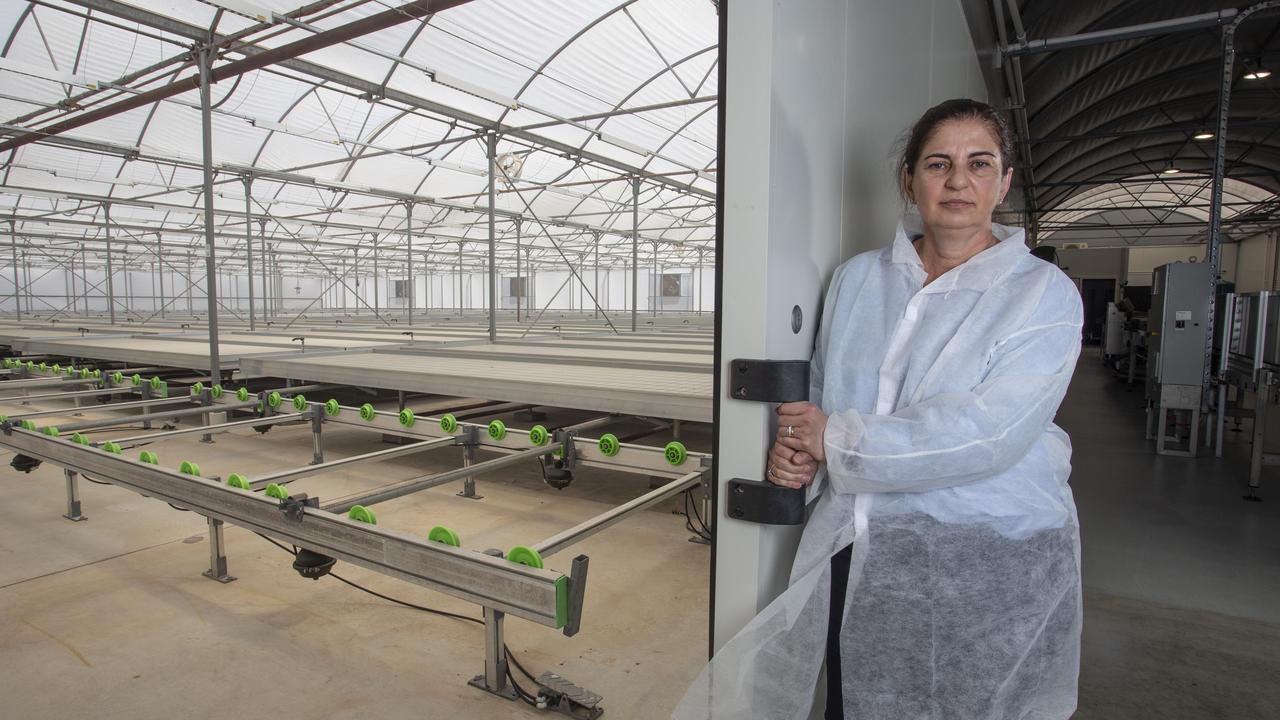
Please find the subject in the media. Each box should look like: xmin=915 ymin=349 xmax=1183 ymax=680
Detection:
xmin=775 ymin=402 xmax=829 ymax=463
xmin=766 ymin=442 xmax=818 ymax=489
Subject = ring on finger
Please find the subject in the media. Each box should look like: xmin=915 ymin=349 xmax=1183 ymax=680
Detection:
xmin=786 ymin=425 xmax=795 ymax=438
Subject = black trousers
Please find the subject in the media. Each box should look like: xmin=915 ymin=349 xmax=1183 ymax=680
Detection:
xmin=825 ymin=543 xmax=853 ymax=720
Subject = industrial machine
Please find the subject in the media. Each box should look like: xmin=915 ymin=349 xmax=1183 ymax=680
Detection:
xmin=1145 ymin=262 xmax=1213 ymax=456
xmin=1212 ymin=291 xmax=1276 ymax=499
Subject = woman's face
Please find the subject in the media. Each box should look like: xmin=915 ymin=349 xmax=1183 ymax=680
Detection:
xmin=902 ymin=119 xmax=1013 ymax=236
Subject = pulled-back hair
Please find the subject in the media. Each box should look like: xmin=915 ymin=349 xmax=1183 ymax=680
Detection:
xmin=899 ymin=99 xmax=1016 ymax=182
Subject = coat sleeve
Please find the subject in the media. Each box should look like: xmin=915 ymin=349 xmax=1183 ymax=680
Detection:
xmin=822 ymin=270 xmax=1082 ymax=494
xmin=802 ymin=262 xmax=852 ymax=502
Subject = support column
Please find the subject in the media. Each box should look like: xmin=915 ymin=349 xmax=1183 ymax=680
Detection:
xmin=202 ymin=516 xmax=236 ymax=583
xmin=457 ymin=241 xmax=464 ymax=316
xmin=469 ymin=607 xmax=516 ymax=700
xmin=259 ymin=220 xmax=269 ymax=323
xmin=594 ymin=233 xmax=600 ymax=320
xmin=62 ymin=469 xmax=86 ymax=522
xmin=104 ymin=202 xmax=116 ymax=324
xmin=632 ymin=176 xmax=639 ymax=332
xmin=515 ymin=221 xmax=522 ymax=322
xmin=9 ymin=220 xmax=19 ymax=321
xmin=198 ymin=46 xmax=222 ymax=381
xmin=487 ymin=131 xmax=498 ymax=342
xmin=405 ymin=201 xmax=415 ymax=327
xmin=243 ymin=176 xmax=256 ymax=331
xmin=372 ymin=233 xmax=380 ymax=317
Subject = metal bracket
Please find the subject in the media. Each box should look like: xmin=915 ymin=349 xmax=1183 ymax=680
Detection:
xmin=727 ymin=479 xmax=806 ymax=525
xmin=729 ymin=359 xmax=809 ymax=402
xmin=277 ymin=493 xmax=318 ymax=522
xmin=562 ymin=555 xmax=589 ymax=637
xmin=534 ymin=671 xmax=604 ymax=720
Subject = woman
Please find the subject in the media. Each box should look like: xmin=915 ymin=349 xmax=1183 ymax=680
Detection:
xmin=677 ymin=99 xmax=1082 ymax=719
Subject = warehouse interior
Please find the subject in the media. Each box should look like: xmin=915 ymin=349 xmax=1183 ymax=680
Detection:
xmin=0 ymin=1 xmax=1278 ymax=719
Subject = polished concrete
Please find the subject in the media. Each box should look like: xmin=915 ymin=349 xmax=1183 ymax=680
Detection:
xmin=1064 ymin=350 xmax=1280 ymax=718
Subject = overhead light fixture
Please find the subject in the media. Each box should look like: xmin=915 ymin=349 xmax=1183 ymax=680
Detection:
xmin=1243 ymin=57 xmax=1272 ymax=80
xmin=1193 ymin=130 xmax=1214 ymax=140
xmin=1162 ymin=165 xmax=1181 ymax=175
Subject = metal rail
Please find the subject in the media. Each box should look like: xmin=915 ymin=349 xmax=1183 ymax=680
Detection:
xmin=531 ymin=471 xmax=703 ymax=559
xmin=247 ymin=435 xmax=458 ymax=490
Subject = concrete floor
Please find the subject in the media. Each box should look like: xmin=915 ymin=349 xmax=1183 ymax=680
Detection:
xmin=0 ymin=396 xmax=710 ymax=719
xmin=3 ymin=351 xmax=1279 ymax=719
xmin=1065 ymin=350 xmax=1280 ymax=719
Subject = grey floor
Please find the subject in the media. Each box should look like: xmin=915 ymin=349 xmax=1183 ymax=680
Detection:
xmin=1064 ymin=350 xmax=1280 ymax=718
xmin=3 ymin=353 xmax=1279 ymax=720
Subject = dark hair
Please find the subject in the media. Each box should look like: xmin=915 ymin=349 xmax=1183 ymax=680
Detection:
xmin=899 ymin=99 xmax=1016 ymax=181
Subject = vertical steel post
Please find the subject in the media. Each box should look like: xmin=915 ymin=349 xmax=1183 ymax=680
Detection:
xmin=9 ymin=220 xmax=19 ymax=321
xmin=104 ymin=202 xmax=116 ymax=324
xmin=62 ymin=469 xmax=86 ymax=522
xmin=1203 ymin=1 xmax=1280 ymax=406
xmin=404 ymin=201 xmax=414 ymax=327
xmin=202 ymin=516 xmax=236 ymax=583
xmin=457 ymin=241 xmax=464 ymax=316
xmin=632 ymin=176 xmax=639 ymax=332
xmin=198 ymin=46 xmax=222 ymax=381
xmin=243 ymin=176 xmax=256 ymax=331
xmin=372 ymin=233 xmax=380 ymax=317
xmin=156 ymin=235 xmax=166 ymax=318
xmin=594 ymin=233 xmax=600 ymax=320
xmin=515 ymin=220 xmax=522 ymax=322
xmin=259 ymin=220 xmax=269 ymax=322
xmin=487 ymin=132 xmax=498 ymax=342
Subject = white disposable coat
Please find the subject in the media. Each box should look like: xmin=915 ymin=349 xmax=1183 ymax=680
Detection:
xmin=675 ymin=218 xmax=1083 ymax=719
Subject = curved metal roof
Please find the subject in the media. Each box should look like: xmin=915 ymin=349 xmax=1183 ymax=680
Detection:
xmin=0 ymin=0 xmax=717 ymax=274
xmin=1006 ymin=1 xmax=1280 ymax=226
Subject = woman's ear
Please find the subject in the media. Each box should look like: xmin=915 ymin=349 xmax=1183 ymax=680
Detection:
xmin=998 ymin=166 xmax=1013 ymax=204
xmin=900 ymin=166 xmax=914 ymax=204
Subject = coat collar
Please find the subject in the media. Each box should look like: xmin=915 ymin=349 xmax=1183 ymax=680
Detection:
xmin=889 ymin=214 xmax=1028 ymax=293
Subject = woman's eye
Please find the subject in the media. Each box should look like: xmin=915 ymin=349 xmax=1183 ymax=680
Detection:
xmin=972 ymin=160 xmax=990 ymax=169
xmin=927 ymin=161 xmax=947 ymax=171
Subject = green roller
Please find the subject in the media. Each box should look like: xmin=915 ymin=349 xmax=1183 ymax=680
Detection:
xmin=1 ymin=358 xmax=9 ymax=368
xmin=93 ymin=369 xmax=102 ymax=379
xmin=0 ymin=415 xmax=6 ymax=423
xmin=664 ymin=441 xmax=688 ymax=467
xmin=71 ymin=432 xmax=90 ymax=445
xmin=41 ymin=426 xmax=59 ymax=437
xmin=52 ymin=364 xmax=61 ymax=374
xmin=236 ymin=387 xmax=249 ymax=402
xmin=211 ymin=384 xmax=224 ymax=399
xmin=264 ymin=483 xmax=289 ymax=500
xmin=226 ymin=473 xmax=250 ymax=490
xmin=25 ymin=361 xmax=34 ymax=371
xmin=191 ymin=382 xmax=205 ymax=396
xmin=38 ymin=362 xmax=47 ymax=372
xmin=179 ymin=460 xmax=201 ymax=476
xmin=132 ymin=374 xmax=143 ymax=386
xmin=150 ymin=376 xmax=162 ymax=390
xmin=488 ymin=419 xmax=507 ymax=441
xmin=111 ymin=371 xmax=123 ymax=385
xmin=19 ymin=419 xmax=36 ymax=431
xmin=292 ymin=394 xmax=308 ymax=411
xmin=80 ymin=368 xmax=91 ymax=379
xmin=439 ymin=413 xmax=458 ymax=433
xmin=267 ymin=391 xmax=282 ymax=408
xmin=139 ymin=450 xmax=159 ymax=465
xmin=598 ymin=434 xmax=621 ymax=457
xmin=102 ymin=441 xmax=123 ymax=455
xmin=359 ymin=403 xmax=376 ymax=421
xmin=398 ymin=409 xmax=415 ymax=428
xmin=428 ymin=526 xmax=461 ymax=547
xmin=347 ymin=505 xmax=377 ymax=525
xmin=507 ymin=546 xmax=544 ymax=569
xmin=529 ymin=425 xmax=549 ymax=446
xmin=324 ymin=399 xmax=340 ymax=417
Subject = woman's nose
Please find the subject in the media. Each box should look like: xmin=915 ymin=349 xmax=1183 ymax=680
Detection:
xmin=945 ymin=168 xmax=970 ymax=189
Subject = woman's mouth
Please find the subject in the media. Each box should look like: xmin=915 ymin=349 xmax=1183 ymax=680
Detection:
xmin=941 ymin=200 xmax=974 ymax=209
